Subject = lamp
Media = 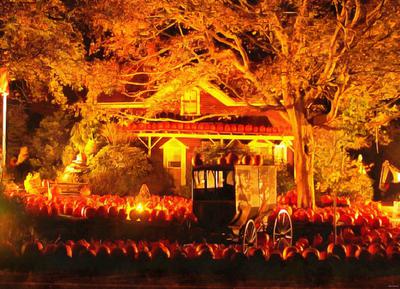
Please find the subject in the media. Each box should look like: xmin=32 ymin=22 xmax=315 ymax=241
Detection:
xmin=0 ymin=68 xmax=9 ymax=177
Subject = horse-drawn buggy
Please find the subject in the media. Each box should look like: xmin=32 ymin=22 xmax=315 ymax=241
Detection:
xmin=191 ymin=163 xmax=293 ymax=253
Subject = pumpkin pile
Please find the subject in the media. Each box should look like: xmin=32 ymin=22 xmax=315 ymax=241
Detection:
xmin=1 ymin=187 xmax=400 ymax=279
xmin=290 ymin=204 xmax=391 ymax=228
xmin=278 ymin=190 xmax=350 ymax=208
xmin=5 ymin=190 xmax=195 ymax=224
xmin=3 ymin=187 xmax=394 ymax=230
xmin=277 ymin=190 xmax=391 ymax=228
xmin=0 ymin=224 xmax=399 ymax=276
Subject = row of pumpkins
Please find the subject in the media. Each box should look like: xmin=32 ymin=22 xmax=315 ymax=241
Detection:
xmin=0 ymin=223 xmax=398 ymax=272
xmin=278 ymin=191 xmax=391 ymax=228
xmin=278 ymin=190 xmax=351 ymax=208
xmin=4 ymin=187 xmax=392 ymax=230
xmin=5 ymin=189 xmax=195 ymax=224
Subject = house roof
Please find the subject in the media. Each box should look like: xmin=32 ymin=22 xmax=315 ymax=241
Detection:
xmin=97 ymin=79 xmax=270 ymax=108
xmin=97 ymin=79 xmax=291 ymax=130
xmin=159 ymin=137 xmax=188 ymax=149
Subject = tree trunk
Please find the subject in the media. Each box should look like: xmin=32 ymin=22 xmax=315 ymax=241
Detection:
xmin=280 ymin=60 xmax=315 ymax=208
xmin=292 ymin=108 xmax=315 ymax=209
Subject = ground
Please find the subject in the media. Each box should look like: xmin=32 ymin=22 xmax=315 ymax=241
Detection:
xmin=0 ymin=272 xmax=400 ymax=289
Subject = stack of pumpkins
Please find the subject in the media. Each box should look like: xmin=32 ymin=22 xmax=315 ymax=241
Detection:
xmin=192 ymin=153 xmax=262 ymax=167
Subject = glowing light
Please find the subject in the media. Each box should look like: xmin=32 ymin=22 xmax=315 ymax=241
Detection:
xmin=80 ymin=185 xmax=91 ymax=196
xmin=394 ymin=172 xmax=400 ymax=183
xmin=24 ymin=172 xmax=42 ymax=194
xmin=135 ymin=203 xmax=144 ymax=213
xmin=0 ymin=68 xmax=9 ymax=95
xmin=47 ymin=187 xmax=52 ymax=201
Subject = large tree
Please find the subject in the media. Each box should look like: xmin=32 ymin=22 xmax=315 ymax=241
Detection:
xmin=76 ymin=0 xmax=399 ymax=208
xmin=2 ymin=0 xmax=399 ymax=207
xmin=0 ymin=0 xmax=120 ymax=105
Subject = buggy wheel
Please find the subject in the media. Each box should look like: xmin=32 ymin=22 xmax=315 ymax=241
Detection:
xmin=181 ymin=219 xmax=192 ymax=241
xmin=273 ymin=209 xmax=293 ymax=250
xmin=242 ymin=219 xmax=257 ymax=254
xmin=184 ymin=219 xmax=192 ymax=231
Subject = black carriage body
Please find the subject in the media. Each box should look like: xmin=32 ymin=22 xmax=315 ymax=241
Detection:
xmin=192 ymin=164 xmax=277 ymax=230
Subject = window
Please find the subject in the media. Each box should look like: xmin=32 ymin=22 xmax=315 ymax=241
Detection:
xmin=194 ymin=170 xmax=224 ymax=189
xmin=161 ymin=138 xmax=187 ymax=186
xmin=194 ymin=171 xmax=205 ymax=189
xmin=208 ymin=170 xmax=224 ymax=188
xmin=274 ymin=142 xmax=287 ymax=164
xmin=167 ymin=148 xmax=181 ymax=168
xmin=181 ymin=88 xmax=200 ymax=116
xmin=226 ymin=171 xmax=234 ymax=186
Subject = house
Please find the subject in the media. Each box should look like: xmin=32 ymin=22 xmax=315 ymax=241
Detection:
xmin=95 ymin=80 xmax=294 ymax=194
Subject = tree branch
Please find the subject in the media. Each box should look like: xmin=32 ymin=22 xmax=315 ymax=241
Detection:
xmin=209 ymin=31 xmax=249 ymax=70
xmin=122 ymin=89 xmax=157 ymax=100
xmin=292 ymin=0 xmax=309 ymax=55
xmin=368 ymin=111 xmax=400 ymax=127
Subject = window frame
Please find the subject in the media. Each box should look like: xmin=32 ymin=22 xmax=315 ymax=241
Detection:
xmin=180 ymin=87 xmax=200 ymax=116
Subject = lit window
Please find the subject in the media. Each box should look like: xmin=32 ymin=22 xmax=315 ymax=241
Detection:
xmin=181 ymin=88 xmax=200 ymax=116
xmin=226 ymin=171 xmax=234 ymax=186
xmin=205 ymin=170 xmax=224 ymax=189
xmin=161 ymin=138 xmax=187 ymax=186
xmin=274 ymin=143 xmax=287 ymax=164
xmin=206 ymin=171 xmax=215 ymax=189
xmin=167 ymin=147 xmax=181 ymax=168
xmin=194 ymin=171 xmax=205 ymax=189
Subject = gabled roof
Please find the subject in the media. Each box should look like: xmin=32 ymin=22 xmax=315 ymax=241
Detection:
xmin=160 ymin=137 xmax=188 ymax=149
xmin=96 ymin=79 xmax=291 ymax=129
xmin=97 ymin=79 xmax=264 ymax=108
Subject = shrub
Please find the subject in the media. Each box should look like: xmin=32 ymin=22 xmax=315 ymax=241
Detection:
xmin=314 ymin=124 xmax=375 ymax=203
xmin=277 ymin=165 xmax=295 ymax=195
xmin=194 ymin=142 xmax=250 ymax=163
xmin=88 ymin=145 xmax=152 ymax=196
xmin=314 ymin=155 xmax=374 ymax=202
xmin=70 ymin=116 xmax=104 ymax=158
xmin=140 ymin=159 xmax=173 ymax=195
xmin=29 ymin=111 xmax=76 ymax=179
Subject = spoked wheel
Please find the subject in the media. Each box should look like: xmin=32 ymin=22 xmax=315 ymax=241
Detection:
xmin=184 ymin=219 xmax=192 ymax=231
xmin=273 ymin=209 xmax=293 ymax=250
xmin=242 ymin=219 xmax=257 ymax=254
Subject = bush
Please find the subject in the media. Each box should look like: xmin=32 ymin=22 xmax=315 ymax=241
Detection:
xmin=140 ymin=159 xmax=173 ymax=195
xmin=314 ymin=126 xmax=374 ymax=203
xmin=277 ymin=165 xmax=295 ymax=195
xmin=194 ymin=142 xmax=250 ymax=163
xmin=88 ymin=145 xmax=152 ymax=196
xmin=70 ymin=116 xmax=104 ymax=157
xmin=314 ymin=157 xmax=374 ymax=202
xmin=29 ymin=111 xmax=76 ymax=179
